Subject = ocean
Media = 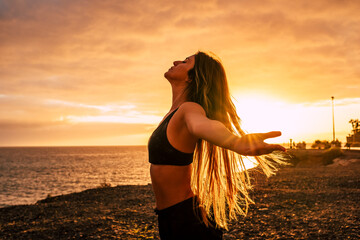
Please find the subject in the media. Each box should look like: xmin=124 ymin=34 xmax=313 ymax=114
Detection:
xmin=0 ymin=146 xmax=150 ymax=208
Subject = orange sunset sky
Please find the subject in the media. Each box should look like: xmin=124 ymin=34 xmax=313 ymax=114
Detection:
xmin=0 ymin=0 xmax=359 ymax=147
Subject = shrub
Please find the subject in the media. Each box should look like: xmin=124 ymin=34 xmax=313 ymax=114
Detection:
xmin=98 ymin=179 xmax=112 ymax=188
xmin=311 ymin=140 xmax=331 ymax=149
xmin=321 ymin=148 xmax=343 ymax=165
xmin=287 ymin=150 xmax=308 ymax=167
xmin=330 ymin=139 xmax=342 ymax=148
xmin=296 ymin=141 xmax=306 ymax=149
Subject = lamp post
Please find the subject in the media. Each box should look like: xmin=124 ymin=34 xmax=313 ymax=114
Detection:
xmin=331 ymin=96 xmax=335 ymax=142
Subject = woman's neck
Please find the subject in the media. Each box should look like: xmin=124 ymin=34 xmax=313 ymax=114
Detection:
xmin=171 ymin=84 xmax=188 ymax=111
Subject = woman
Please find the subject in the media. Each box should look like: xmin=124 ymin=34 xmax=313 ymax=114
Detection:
xmin=148 ymin=51 xmax=286 ymax=240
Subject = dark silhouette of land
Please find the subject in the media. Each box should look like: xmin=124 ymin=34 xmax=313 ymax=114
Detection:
xmin=1 ymin=150 xmax=359 ymax=239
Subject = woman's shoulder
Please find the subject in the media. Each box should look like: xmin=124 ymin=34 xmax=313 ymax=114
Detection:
xmin=178 ymin=102 xmax=205 ymax=114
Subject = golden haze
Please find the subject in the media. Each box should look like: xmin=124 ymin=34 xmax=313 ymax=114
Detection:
xmin=0 ymin=0 xmax=359 ymax=146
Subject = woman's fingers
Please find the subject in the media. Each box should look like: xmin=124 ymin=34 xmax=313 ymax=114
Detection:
xmin=266 ymin=144 xmax=286 ymax=152
xmin=238 ymin=132 xmax=285 ymax=156
xmin=257 ymin=131 xmax=282 ymax=140
xmin=246 ymin=143 xmax=285 ymax=156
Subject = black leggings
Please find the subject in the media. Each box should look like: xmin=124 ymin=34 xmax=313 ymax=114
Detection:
xmin=155 ymin=197 xmax=223 ymax=240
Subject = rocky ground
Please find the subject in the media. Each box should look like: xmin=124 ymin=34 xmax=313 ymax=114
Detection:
xmin=1 ymin=149 xmax=359 ymax=239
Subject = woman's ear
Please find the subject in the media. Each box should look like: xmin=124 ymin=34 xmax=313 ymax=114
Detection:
xmin=187 ymin=68 xmax=195 ymax=83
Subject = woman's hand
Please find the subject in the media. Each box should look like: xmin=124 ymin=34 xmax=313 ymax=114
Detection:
xmin=232 ymin=131 xmax=286 ymax=156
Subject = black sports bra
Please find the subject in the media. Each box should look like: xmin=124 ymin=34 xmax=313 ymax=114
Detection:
xmin=148 ymin=108 xmax=194 ymax=165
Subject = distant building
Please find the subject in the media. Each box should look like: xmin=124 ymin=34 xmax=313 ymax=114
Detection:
xmin=346 ymin=119 xmax=360 ymax=147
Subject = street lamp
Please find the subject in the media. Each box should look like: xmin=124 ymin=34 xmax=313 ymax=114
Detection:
xmin=331 ymin=96 xmax=335 ymax=142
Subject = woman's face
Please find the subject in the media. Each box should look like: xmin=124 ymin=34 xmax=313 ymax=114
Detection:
xmin=164 ymin=55 xmax=195 ymax=83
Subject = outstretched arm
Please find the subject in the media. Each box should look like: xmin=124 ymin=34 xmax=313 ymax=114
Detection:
xmin=182 ymin=102 xmax=286 ymax=156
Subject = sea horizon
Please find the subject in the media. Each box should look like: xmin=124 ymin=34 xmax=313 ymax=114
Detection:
xmin=2 ymin=144 xmax=359 ymax=150
xmin=0 ymin=144 xmax=147 ymax=148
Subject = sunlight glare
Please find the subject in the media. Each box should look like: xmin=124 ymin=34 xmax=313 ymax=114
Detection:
xmin=234 ymin=94 xmax=308 ymax=144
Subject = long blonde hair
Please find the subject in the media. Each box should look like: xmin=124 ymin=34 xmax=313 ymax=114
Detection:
xmin=186 ymin=51 xmax=285 ymax=229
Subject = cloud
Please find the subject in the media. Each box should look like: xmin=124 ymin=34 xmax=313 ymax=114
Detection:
xmin=0 ymin=121 xmax=153 ymax=146
xmin=0 ymin=0 xmax=359 ymax=145
xmin=0 ymin=94 xmax=161 ymax=123
xmin=2 ymin=0 xmax=359 ymax=103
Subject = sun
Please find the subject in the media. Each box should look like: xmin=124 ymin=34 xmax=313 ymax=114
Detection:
xmin=233 ymin=93 xmax=308 ymax=144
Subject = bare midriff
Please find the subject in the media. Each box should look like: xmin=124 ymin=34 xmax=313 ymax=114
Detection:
xmin=150 ymin=164 xmax=194 ymax=210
